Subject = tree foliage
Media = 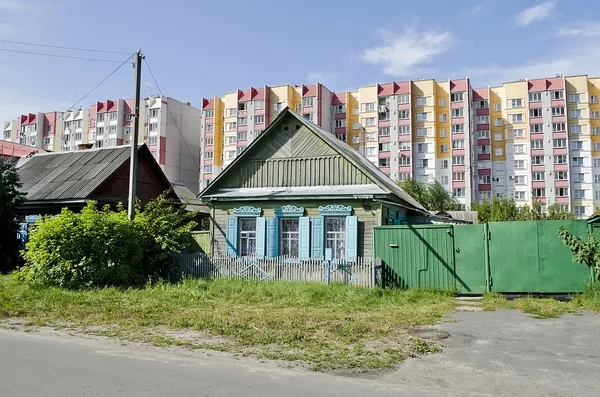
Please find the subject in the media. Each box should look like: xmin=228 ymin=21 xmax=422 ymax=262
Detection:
xmin=18 ymin=191 xmax=197 ymax=288
xmin=398 ymin=178 xmax=461 ymax=212
xmin=0 ymin=160 xmax=25 ymax=273
xmin=558 ymin=226 xmax=600 ymax=279
xmin=471 ymin=197 xmax=575 ymax=223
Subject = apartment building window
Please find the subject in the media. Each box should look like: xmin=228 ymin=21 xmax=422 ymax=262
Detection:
xmin=362 ymin=102 xmax=376 ymax=112
xmin=514 ymin=191 xmax=526 ymax=201
xmin=417 ymin=143 xmax=428 ymax=153
xmin=553 ymin=139 xmax=567 ymax=148
xmin=529 ymin=92 xmax=542 ymax=102
xmin=571 ymin=141 xmax=583 ymax=150
xmin=595 ymin=174 xmax=600 ymax=183
xmin=555 ymin=188 xmax=569 ymax=197
xmin=514 ymin=160 xmax=526 ymax=169
xmin=361 ymin=117 xmax=374 ymax=126
xmin=399 ymin=157 xmax=411 ymax=166
xmin=453 ymin=188 xmax=465 ymax=197
xmin=573 ymin=173 xmax=585 ymax=183
xmin=511 ymin=114 xmax=524 ymax=123
xmin=416 ymin=112 xmax=429 ymax=122
xmin=237 ymin=117 xmax=247 ymax=126
xmin=378 ymin=126 xmax=390 ymax=136
xmin=475 ymin=100 xmax=489 ymax=109
xmin=452 ymin=156 xmax=465 ymax=165
xmin=204 ymin=137 xmax=214 ymax=146
xmin=378 ymin=158 xmax=390 ymax=167
xmin=353 ymin=136 xmax=360 ymax=144
xmin=552 ymin=107 xmax=565 ymax=116
xmin=225 ymin=150 xmax=236 ymax=160
xmin=203 ymin=165 xmax=213 ymax=173
xmin=451 ymin=124 xmax=464 ymax=133
xmin=480 ymin=191 xmax=492 ymax=201
xmin=440 ymin=144 xmax=448 ymax=153
xmin=510 ymin=98 xmax=523 ymax=108
xmin=398 ymin=110 xmax=410 ymax=119
xmin=532 ymin=188 xmax=545 ymax=198
xmin=418 ymin=159 xmax=429 ymax=168
xmin=530 ymin=124 xmax=543 ymax=133
xmin=96 ymin=127 xmax=104 ymax=136
xmin=399 ymin=125 xmax=411 ymax=134
xmin=595 ymin=158 xmax=600 ymax=167
xmin=378 ymin=142 xmax=391 ymax=152
xmin=398 ymin=173 xmax=411 ymax=182
xmin=227 ymin=136 xmax=237 ymax=145
xmin=399 ymin=94 xmax=410 ymax=104
xmin=440 ymin=114 xmax=447 ymax=122
xmin=550 ymin=123 xmax=565 ymax=132
xmin=494 ymin=133 xmax=502 ymax=141
xmin=570 ymin=109 xmax=583 ymax=119
xmin=568 ymin=93 xmax=582 ymax=103
xmin=43 ymin=137 xmax=51 ymax=146
xmin=513 ymin=129 xmax=524 ymax=138
xmin=334 ymin=104 xmax=345 ymax=113
xmin=594 ymin=142 xmax=600 ymax=151
xmin=514 ymin=175 xmax=527 ymax=185
xmin=493 ymin=103 xmax=501 ymax=112
xmin=45 ymin=125 xmax=52 ymax=133
xmin=592 ymin=111 xmax=600 ymax=119
xmin=552 ymin=90 xmax=564 ymax=100
xmin=149 ymin=108 xmax=160 ymax=118
xmin=440 ymin=159 xmax=449 ymax=169
xmin=148 ymin=136 xmax=158 ymax=145
xmin=302 ymin=97 xmax=314 ymax=107
xmin=555 ymin=171 xmax=568 ymax=180
xmin=109 ymin=111 xmax=117 ymax=121
xmin=272 ymin=102 xmax=283 ymax=112
xmin=400 ymin=142 xmax=411 ymax=150
xmin=333 ymin=119 xmax=346 ymax=129
xmin=249 ymin=114 xmax=263 ymax=124
xmin=554 ymin=155 xmax=567 ymax=164
xmin=532 ymin=155 xmax=545 ymax=165
xmin=475 ymin=115 xmax=489 ymax=124
xmin=529 ymin=108 xmax=543 ymax=118
xmin=226 ymin=122 xmax=237 ymax=131
xmin=596 ymin=190 xmax=600 ymax=199
xmin=237 ymin=146 xmax=247 ymax=155
xmin=148 ymin=123 xmax=158 ymax=133
xmin=97 ymin=113 xmax=105 ymax=122
xmin=237 ymin=131 xmax=247 ymax=141
xmin=477 ymin=130 xmax=490 ymax=138
xmin=204 ymin=124 xmax=214 ymax=132
xmin=450 ymin=92 xmax=464 ymax=102
xmin=303 ymin=113 xmax=314 ymax=122
xmin=531 ymin=140 xmax=543 ymax=149
xmin=571 ymin=125 xmax=584 ymax=134
xmin=378 ymin=112 xmax=390 ymax=121
xmin=453 ymin=172 xmax=465 ymax=181
xmin=237 ymin=102 xmax=248 ymax=111
xmin=3 ymin=130 xmax=11 ymax=140
xmin=451 ymin=109 xmax=464 ymax=118
xmin=203 ymin=109 xmax=214 ymax=118
xmin=440 ymin=128 xmax=448 ymax=137
xmin=366 ymin=132 xmax=376 ymax=141
xmin=591 ymin=95 xmax=599 ymax=104
xmin=417 ymin=128 xmax=428 ymax=137
xmin=514 ymin=144 xmax=525 ymax=154
xmin=109 ymin=125 xmax=117 ymax=134
xmin=366 ymin=147 xmax=376 ymax=156
xmin=494 ymin=118 xmax=502 ymax=126
xmin=572 ymin=157 xmax=584 ymax=166
xmin=574 ymin=206 xmax=587 ymax=216
xmin=439 ymin=98 xmax=447 ymax=107
xmin=452 ymin=140 xmax=465 ymax=149
xmin=416 ymin=96 xmax=428 ymax=106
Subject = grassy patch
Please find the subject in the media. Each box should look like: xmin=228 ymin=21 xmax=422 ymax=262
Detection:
xmin=0 ymin=275 xmax=455 ymax=372
xmin=571 ymin=282 xmax=600 ymax=311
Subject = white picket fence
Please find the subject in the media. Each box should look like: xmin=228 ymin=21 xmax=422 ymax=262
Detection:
xmin=175 ymin=253 xmax=377 ymax=288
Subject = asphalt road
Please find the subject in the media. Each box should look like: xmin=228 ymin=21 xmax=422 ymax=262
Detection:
xmin=1 ymin=309 xmax=600 ymax=397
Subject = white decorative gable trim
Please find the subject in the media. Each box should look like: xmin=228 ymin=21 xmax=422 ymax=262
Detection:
xmin=274 ymin=205 xmax=305 ymax=217
xmin=233 ymin=206 xmax=262 ymax=217
xmin=319 ymin=204 xmax=352 ymax=216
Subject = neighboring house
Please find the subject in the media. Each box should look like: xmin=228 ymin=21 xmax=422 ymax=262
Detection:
xmin=16 ymin=144 xmax=175 ymax=216
xmin=0 ymin=141 xmax=45 ymax=164
xmin=199 ymin=107 xmax=445 ymax=261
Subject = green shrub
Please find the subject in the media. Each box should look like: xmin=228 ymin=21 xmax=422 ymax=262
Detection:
xmin=18 ymin=191 xmax=196 ymax=288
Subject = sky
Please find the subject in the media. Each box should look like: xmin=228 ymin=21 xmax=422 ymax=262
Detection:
xmin=0 ymin=0 xmax=599 ymax=123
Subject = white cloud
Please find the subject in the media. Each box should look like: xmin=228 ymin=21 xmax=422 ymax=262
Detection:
xmin=307 ymin=72 xmax=338 ymax=85
xmin=361 ymin=26 xmax=454 ymax=76
xmin=469 ymin=4 xmax=484 ymax=16
xmin=463 ymin=43 xmax=600 ymax=86
xmin=513 ymin=1 xmax=556 ymax=28
xmin=556 ymin=22 xmax=600 ymax=37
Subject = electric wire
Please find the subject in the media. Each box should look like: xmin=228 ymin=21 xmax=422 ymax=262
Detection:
xmin=0 ymin=48 xmax=126 ymax=63
xmin=0 ymin=39 xmax=131 ymax=55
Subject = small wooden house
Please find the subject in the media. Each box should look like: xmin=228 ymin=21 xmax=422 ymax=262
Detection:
xmin=200 ymin=108 xmax=439 ymax=261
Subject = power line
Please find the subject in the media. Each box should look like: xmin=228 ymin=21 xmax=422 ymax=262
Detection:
xmin=143 ymin=58 xmax=200 ymax=172
xmin=0 ymin=39 xmax=131 ymax=55
xmin=0 ymin=48 xmax=126 ymax=63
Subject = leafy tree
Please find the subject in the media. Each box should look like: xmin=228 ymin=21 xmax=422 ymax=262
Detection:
xmin=547 ymin=203 xmax=575 ymax=220
xmin=558 ymin=227 xmax=600 ymax=280
xmin=0 ymin=160 xmax=25 ymax=273
xmin=472 ymin=197 xmax=574 ymax=223
xmin=398 ymin=178 xmax=461 ymax=212
xmin=19 ymin=190 xmax=196 ymax=288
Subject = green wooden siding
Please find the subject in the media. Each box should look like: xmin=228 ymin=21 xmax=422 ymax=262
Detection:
xmin=211 ymin=200 xmax=381 ymax=259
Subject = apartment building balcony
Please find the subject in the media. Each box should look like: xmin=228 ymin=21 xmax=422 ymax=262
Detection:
xmin=237 ymin=124 xmax=248 ymax=132
xmin=453 ymin=149 xmax=465 ymax=157
xmin=551 ymin=99 xmax=566 ymax=107
xmin=478 ymin=168 xmax=491 ymax=175
xmin=532 ymin=181 xmax=546 ymax=189
xmin=399 ymin=149 xmax=412 ymax=157
xmin=302 ymin=106 xmax=314 ymax=113
xmin=534 ymin=197 xmax=548 ymax=204
xmin=398 ymin=165 xmax=412 ymax=173
xmin=476 ymin=123 xmax=490 ymax=131
xmin=254 ymin=108 xmax=265 ymax=116
xmin=530 ymin=117 xmax=543 ymax=125
xmin=398 ymin=134 xmax=411 ymax=142
xmin=237 ymin=110 xmax=248 ymax=118
xmin=451 ymin=133 xmax=465 ymax=140
xmin=149 ymin=117 xmax=159 ymax=124
xmin=451 ymin=117 xmax=465 ymax=124
xmin=453 ymin=180 xmax=467 ymax=189
xmin=379 ymin=166 xmax=391 ymax=175
xmin=204 ymin=132 xmax=214 ymax=138
xmin=397 ymin=103 xmax=410 ymax=111
xmin=530 ymin=132 xmax=544 ymax=140
xmin=531 ymin=148 xmax=545 ymax=156
xmin=552 ymin=115 xmax=567 ymax=123
xmin=335 ymin=127 xmax=346 ymax=134
xmin=378 ymin=120 xmax=391 ymax=128
xmin=334 ymin=112 xmax=346 ymax=120
xmin=478 ymin=183 xmax=491 ymax=191
xmin=452 ymin=165 xmax=466 ymax=172
xmin=528 ymin=101 xmax=543 ymax=109
xmin=378 ymin=135 xmax=391 ymax=143
xmin=553 ymin=148 xmax=568 ymax=155
xmin=475 ymin=108 xmax=489 ymax=116
xmin=203 ymin=159 xmax=214 ymax=166
xmin=477 ymin=153 xmax=491 ymax=160
xmin=555 ymin=179 xmax=569 ymax=188
xmin=556 ymin=196 xmax=570 ymax=204
xmin=532 ymin=164 xmax=545 ymax=172
xmin=553 ymin=132 xmax=567 ymax=139
xmin=554 ymin=163 xmax=569 ymax=172
xmin=398 ymin=118 xmax=411 ymax=126
xmin=378 ymin=151 xmax=391 ymax=159
xmin=477 ymin=138 xmax=490 ymax=146
xmin=254 ymin=122 xmax=265 ymax=130
xmin=450 ymin=102 xmax=464 ymax=110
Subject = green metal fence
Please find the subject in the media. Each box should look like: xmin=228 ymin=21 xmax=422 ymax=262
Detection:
xmin=374 ymin=220 xmax=596 ymax=294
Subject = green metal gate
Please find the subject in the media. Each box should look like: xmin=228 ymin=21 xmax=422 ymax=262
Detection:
xmin=373 ymin=225 xmax=456 ymax=290
xmin=454 ymin=224 xmax=487 ymax=295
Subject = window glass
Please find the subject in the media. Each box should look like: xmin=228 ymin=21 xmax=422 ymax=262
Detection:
xmin=280 ymin=218 xmax=299 ymax=257
xmin=326 ymin=217 xmax=346 ymax=260
xmin=238 ymin=218 xmax=257 ymax=256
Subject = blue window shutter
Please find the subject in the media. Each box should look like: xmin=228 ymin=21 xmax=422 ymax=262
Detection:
xmin=299 ymin=217 xmax=310 ymax=259
xmin=311 ymin=216 xmax=324 ymax=258
xmin=266 ymin=217 xmax=279 ymax=258
xmin=255 ymin=217 xmax=266 ymax=258
xmin=346 ymin=216 xmax=358 ymax=262
xmin=225 ymin=217 xmax=238 ymax=257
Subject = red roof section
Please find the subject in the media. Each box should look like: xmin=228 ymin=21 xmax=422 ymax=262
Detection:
xmin=0 ymin=141 xmax=46 ymax=159
xmin=472 ymin=88 xmax=489 ymax=100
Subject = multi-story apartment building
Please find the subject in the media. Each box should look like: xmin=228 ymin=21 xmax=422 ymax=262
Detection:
xmin=1 ymin=96 xmax=202 ymax=193
xmin=200 ymin=75 xmax=600 ymax=218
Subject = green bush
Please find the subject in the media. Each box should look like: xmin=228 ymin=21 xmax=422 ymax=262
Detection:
xmin=18 ymin=191 xmax=196 ymax=288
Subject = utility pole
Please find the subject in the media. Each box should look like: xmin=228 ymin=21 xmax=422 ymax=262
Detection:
xmin=128 ymin=49 xmax=143 ymax=221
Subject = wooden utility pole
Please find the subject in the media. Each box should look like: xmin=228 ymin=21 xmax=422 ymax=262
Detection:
xmin=128 ymin=49 xmax=143 ymax=221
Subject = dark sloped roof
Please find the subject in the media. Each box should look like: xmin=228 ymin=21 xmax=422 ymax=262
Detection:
xmin=17 ymin=145 xmax=133 ymax=201
xmin=201 ymin=107 xmax=426 ymax=212
xmin=171 ymin=182 xmax=210 ymax=214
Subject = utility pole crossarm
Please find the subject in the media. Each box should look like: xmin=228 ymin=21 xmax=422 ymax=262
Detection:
xmin=128 ymin=49 xmax=143 ymax=221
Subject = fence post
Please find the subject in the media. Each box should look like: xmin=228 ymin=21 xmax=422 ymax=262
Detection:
xmin=483 ymin=223 xmax=491 ymax=293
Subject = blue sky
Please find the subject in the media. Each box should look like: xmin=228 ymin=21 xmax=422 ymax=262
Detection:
xmin=0 ymin=0 xmax=599 ymax=123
